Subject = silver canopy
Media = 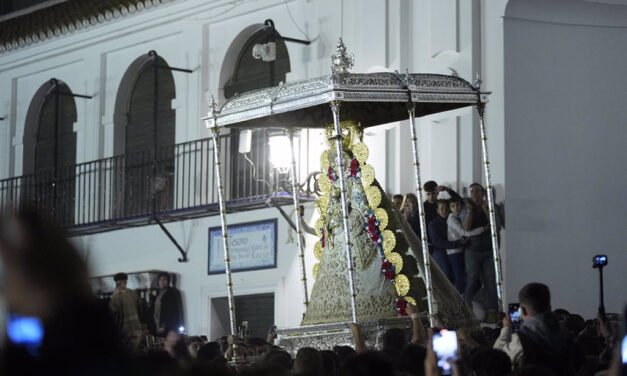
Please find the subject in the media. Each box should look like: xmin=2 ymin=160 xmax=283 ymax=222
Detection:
xmin=203 ymin=72 xmax=489 ymax=129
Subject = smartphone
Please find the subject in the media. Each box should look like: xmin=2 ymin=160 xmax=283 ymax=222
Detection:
xmin=509 ymin=303 xmax=522 ymax=332
xmin=432 ymin=329 xmax=458 ymax=376
xmin=7 ymin=315 xmax=44 ymax=348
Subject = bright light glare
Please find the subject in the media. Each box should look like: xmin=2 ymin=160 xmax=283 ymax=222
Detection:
xmin=268 ymin=135 xmax=292 ymax=170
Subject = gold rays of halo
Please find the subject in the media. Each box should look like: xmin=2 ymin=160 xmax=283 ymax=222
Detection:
xmin=366 ymin=185 xmax=382 ymax=208
xmin=375 ymin=207 xmax=388 ymax=230
xmin=381 ymin=229 xmax=396 ymax=256
xmin=313 ymin=263 xmax=320 ymax=279
xmin=394 ymin=274 xmax=410 ymax=296
xmin=351 ymin=142 xmax=369 ymax=165
xmin=387 ymin=252 xmax=403 ymax=273
xmin=314 ymin=241 xmax=323 ymax=260
xmin=360 ymin=164 xmax=375 ymax=187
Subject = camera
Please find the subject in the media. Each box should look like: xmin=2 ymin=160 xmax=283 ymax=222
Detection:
xmin=509 ymin=303 xmax=522 ymax=332
xmin=432 ymin=329 xmax=458 ymax=376
xmin=593 ymin=254 xmax=608 ymax=268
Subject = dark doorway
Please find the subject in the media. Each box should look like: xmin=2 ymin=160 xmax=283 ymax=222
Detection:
xmin=211 ymin=293 xmax=274 ymax=339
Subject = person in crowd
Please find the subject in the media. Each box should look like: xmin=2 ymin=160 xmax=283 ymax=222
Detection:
xmin=447 ymin=196 xmax=488 ymax=294
xmin=153 ymin=272 xmax=184 ymax=336
xmin=293 ymin=347 xmax=324 ymax=376
xmin=428 ymin=199 xmax=463 ymax=283
xmin=423 ymin=181 xmax=462 ymax=235
xmin=463 ymin=183 xmax=498 ymax=320
xmin=493 ymin=282 xmax=575 ymax=375
xmin=393 ymin=194 xmax=405 ymax=210
xmin=110 ymin=272 xmax=144 ymax=351
xmin=0 ymin=207 xmax=132 ymax=375
xmin=401 ymin=193 xmax=421 ymax=237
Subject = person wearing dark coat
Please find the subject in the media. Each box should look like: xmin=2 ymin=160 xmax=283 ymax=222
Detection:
xmin=153 ymin=272 xmax=184 ymax=335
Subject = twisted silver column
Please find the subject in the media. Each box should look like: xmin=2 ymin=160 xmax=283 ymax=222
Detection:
xmin=330 ymin=102 xmax=358 ymax=323
xmin=407 ymin=104 xmax=436 ymax=327
xmin=477 ymin=103 xmax=505 ymax=314
xmin=287 ymin=129 xmax=310 ymax=314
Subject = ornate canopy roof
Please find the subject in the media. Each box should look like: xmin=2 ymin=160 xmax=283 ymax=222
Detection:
xmin=203 ymin=71 xmax=488 ymax=130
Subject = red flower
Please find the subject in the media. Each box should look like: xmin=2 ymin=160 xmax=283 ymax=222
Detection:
xmin=350 ymin=158 xmax=360 ymax=177
xmin=396 ymin=298 xmax=408 ymax=316
xmin=327 ymin=166 xmax=337 ymax=182
xmin=381 ymin=260 xmax=395 ymax=280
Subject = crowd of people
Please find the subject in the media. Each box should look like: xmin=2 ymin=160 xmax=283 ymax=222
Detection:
xmin=0 ymin=207 xmax=624 ymax=376
xmin=396 ymin=181 xmax=504 ymax=322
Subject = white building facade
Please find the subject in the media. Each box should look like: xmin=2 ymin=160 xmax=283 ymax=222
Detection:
xmin=0 ymin=0 xmax=626 ymax=337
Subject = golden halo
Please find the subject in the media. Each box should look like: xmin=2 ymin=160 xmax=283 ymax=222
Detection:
xmin=394 ymin=274 xmax=410 ymax=296
xmin=352 ymin=143 xmax=369 ymax=164
xmin=316 ymin=195 xmax=329 ymax=215
xmin=405 ymin=296 xmax=417 ymax=306
xmin=382 ymin=229 xmax=396 ymax=254
xmin=318 ymin=173 xmax=330 ymax=194
xmin=375 ymin=207 xmax=388 ymax=230
xmin=361 ymin=164 xmax=375 ymax=187
xmin=313 ymin=263 xmax=320 ymax=279
xmin=315 ymin=218 xmax=325 ymax=237
xmin=314 ymin=241 xmax=323 ymax=260
xmin=366 ymin=186 xmax=382 ymax=208
xmin=387 ymin=252 xmax=403 ymax=273
xmin=320 ymin=149 xmax=330 ymax=170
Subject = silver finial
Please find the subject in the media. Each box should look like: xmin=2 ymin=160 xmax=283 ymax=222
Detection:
xmin=473 ymin=72 xmax=482 ymax=89
xmin=331 ymin=38 xmax=354 ymax=74
xmin=210 ymin=95 xmax=219 ymax=117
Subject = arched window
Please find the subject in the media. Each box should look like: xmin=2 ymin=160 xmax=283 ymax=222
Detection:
xmin=221 ymin=24 xmax=291 ymax=199
xmin=22 ymin=79 xmax=77 ymax=224
xmin=114 ymin=52 xmax=176 ymax=216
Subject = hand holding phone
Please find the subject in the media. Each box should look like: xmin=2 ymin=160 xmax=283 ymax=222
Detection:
xmin=432 ymin=329 xmax=458 ymax=376
xmin=509 ymin=303 xmax=522 ymax=332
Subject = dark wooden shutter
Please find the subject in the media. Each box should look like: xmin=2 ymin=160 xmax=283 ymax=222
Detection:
xmin=226 ymin=29 xmax=291 ymax=199
xmin=124 ymin=56 xmax=176 ymax=216
xmin=31 ymin=82 xmax=77 ymax=225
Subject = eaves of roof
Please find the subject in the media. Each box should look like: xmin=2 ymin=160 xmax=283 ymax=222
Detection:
xmin=0 ymin=0 xmax=178 ymax=54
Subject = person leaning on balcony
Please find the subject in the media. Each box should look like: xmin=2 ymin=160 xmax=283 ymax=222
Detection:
xmin=153 ymin=272 xmax=184 ymax=336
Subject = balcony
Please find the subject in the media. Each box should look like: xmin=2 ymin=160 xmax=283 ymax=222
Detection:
xmin=0 ymin=134 xmax=314 ymax=236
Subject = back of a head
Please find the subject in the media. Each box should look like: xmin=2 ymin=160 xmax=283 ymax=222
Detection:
xmin=381 ymin=328 xmax=407 ymax=355
xmin=0 ymin=207 xmax=91 ymax=311
xmin=468 ymin=347 xmax=512 ymax=376
xmin=196 ymin=341 xmax=222 ymax=363
xmin=509 ymin=365 xmax=556 ymax=376
xmin=320 ymin=350 xmax=339 ymax=376
xmin=399 ymin=344 xmax=426 ymax=376
xmin=263 ymin=349 xmax=292 ymax=371
xmin=293 ymin=347 xmax=323 ymax=376
xmin=239 ymin=363 xmax=290 ymax=376
xmin=518 ymin=283 xmax=551 ymax=314
xmin=333 ymin=345 xmax=356 ymax=368
xmin=338 ymin=351 xmax=395 ymax=376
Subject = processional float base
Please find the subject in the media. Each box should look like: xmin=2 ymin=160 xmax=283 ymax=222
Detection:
xmin=276 ymin=316 xmax=424 ymax=355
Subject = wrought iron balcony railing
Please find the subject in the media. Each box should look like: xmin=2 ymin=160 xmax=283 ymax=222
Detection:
xmin=0 ymin=134 xmax=300 ymax=235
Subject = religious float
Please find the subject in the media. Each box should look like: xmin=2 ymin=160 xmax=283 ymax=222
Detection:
xmin=202 ymin=39 xmax=503 ymax=357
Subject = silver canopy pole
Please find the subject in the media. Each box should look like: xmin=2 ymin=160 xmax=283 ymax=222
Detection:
xmin=330 ymin=101 xmax=358 ymax=323
xmin=287 ymin=129 xmax=310 ymax=314
xmin=206 ymin=99 xmax=239 ymax=361
xmin=407 ymin=103 xmax=436 ymax=327
xmin=476 ymin=102 xmax=505 ymax=314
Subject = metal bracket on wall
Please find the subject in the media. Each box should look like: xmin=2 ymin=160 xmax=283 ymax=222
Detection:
xmin=153 ymin=216 xmax=188 ymax=263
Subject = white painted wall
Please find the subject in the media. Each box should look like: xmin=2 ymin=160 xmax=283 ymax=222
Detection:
xmin=0 ymin=0 xmax=514 ymax=333
xmin=504 ymin=0 xmax=627 ymax=317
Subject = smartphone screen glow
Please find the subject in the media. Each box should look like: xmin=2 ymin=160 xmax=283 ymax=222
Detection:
xmin=433 ymin=329 xmax=457 ymax=376
xmin=7 ymin=315 xmax=44 ymax=347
